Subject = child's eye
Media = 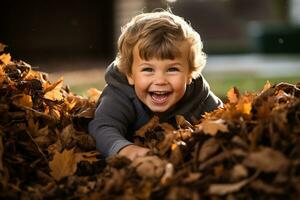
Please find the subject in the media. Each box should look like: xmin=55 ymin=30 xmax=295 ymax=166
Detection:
xmin=168 ymin=67 xmax=179 ymax=72
xmin=141 ymin=67 xmax=153 ymax=72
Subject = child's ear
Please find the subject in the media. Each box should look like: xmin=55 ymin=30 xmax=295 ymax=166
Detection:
xmin=126 ymin=73 xmax=135 ymax=85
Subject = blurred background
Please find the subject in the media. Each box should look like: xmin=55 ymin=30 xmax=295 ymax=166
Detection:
xmin=0 ymin=0 xmax=299 ymax=99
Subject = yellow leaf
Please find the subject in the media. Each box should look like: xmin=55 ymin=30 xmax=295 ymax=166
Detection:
xmin=12 ymin=94 xmax=33 ymax=108
xmin=49 ymin=149 xmax=77 ymax=181
xmin=0 ymin=53 xmax=11 ymax=65
xmin=44 ymin=78 xmax=64 ymax=101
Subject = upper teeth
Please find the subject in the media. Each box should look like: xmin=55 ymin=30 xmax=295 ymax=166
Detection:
xmin=153 ymin=91 xmax=168 ymax=95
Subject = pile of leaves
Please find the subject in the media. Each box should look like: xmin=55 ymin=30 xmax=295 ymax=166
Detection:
xmin=1 ymin=49 xmax=300 ymax=199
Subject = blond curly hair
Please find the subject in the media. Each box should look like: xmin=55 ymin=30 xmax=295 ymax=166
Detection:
xmin=115 ymin=10 xmax=206 ymax=79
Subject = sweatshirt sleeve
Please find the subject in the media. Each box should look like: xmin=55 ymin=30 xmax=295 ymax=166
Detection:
xmin=88 ymin=86 xmax=135 ymax=157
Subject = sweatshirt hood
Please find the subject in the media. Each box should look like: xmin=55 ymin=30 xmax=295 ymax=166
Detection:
xmin=105 ymin=62 xmax=136 ymax=98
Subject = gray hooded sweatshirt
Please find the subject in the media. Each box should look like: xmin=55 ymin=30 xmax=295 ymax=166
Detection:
xmin=88 ymin=62 xmax=223 ymax=157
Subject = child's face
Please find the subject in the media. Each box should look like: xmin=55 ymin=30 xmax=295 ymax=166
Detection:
xmin=127 ymin=41 xmax=192 ymax=113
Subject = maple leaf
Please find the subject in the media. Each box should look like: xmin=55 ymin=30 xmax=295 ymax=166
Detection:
xmin=227 ymin=87 xmax=240 ymax=104
xmin=0 ymin=53 xmax=11 ymax=65
xmin=12 ymin=94 xmax=33 ymax=108
xmin=44 ymin=78 xmax=64 ymax=101
xmin=50 ymin=148 xmax=78 ymax=181
xmin=49 ymin=148 xmax=99 ymax=181
xmin=196 ymin=119 xmax=228 ymax=136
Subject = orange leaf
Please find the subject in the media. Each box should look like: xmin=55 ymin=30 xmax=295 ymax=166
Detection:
xmin=197 ymin=119 xmax=228 ymax=136
xmin=0 ymin=53 xmax=11 ymax=65
xmin=44 ymin=78 xmax=64 ymax=101
xmin=49 ymin=148 xmax=77 ymax=181
xmin=236 ymin=95 xmax=253 ymax=115
xmin=12 ymin=94 xmax=33 ymax=108
xmin=227 ymin=87 xmax=239 ymax=104
xmin=87 ymin=88 xmax=101 ymax=102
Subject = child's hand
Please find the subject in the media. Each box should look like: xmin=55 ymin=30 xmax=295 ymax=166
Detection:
xmin=118 ymin=145 xmax=150 ymax=160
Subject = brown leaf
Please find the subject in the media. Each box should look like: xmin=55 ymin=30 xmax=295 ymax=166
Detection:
xmin=135 ymin=116 xmax=159 ymax=137
xmin=169 ymin=143 xmax=184 ymax=165
xmin=49 ymin=148 xmax=77 ymax=181
xmin=160 ymin=163 xmax=174 ymax=185
xmin=0 ymin=131 xmax=4 ymax=171
xmin=75 ymin=151 xmax=99 ymax=164
xmin=0 ymin=43 xmax=7 ymax=52
xmin=260 ymin=80 xmax=272 ymax=94
xmin=243 ymin=147 xmax=289 ymax=172
xmin=131 ymin=156 xmax=166 ymax=178
xmin=176 ymin=115 xmax=193 ymax=129
xmin=198 ymin=138 xmax=220 ymax=162
xmin=231 ymin=164 xmax=248 ymax=181
xmin=208 ymin=178 xmax=250 ymax=195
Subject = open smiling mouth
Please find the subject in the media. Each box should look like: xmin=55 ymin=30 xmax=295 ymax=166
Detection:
xmin=149 ymin=91 xmax=171 ymax=104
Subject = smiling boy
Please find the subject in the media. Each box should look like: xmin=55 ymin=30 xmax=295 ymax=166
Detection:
xmin=88 ymin=10 xmax=223 ymax=160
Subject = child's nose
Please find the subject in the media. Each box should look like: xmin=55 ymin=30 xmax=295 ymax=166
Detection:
xmin=154 ymin=73 xmax=168 ymax=85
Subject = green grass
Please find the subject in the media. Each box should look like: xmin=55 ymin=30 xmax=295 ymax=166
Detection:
xmin=69 ymin=75 xmax=299 ymax=99
xmin=206 ymin=74 xmax=299 ymax=98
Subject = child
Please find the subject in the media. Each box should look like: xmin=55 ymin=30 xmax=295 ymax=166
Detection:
xmin=88 ymin=10 xmax=223 ymax=160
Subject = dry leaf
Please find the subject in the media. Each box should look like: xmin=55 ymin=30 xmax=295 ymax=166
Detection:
xmin=236 ymin=101 xmax=252 ymax=115
xmin=0 ymin=133 xmax=4 ymax=171
xmin=227 ymin=87 xmax=239 ymax=104
xmin=198 ymin=138 xmax=220 ymax=162
xmin=87 ymin=88 xmax=101 ymax=102
xmin=135 ymin=116 xmax=159 ymax=137
xmin=12 ymin=94 xmax=33 ymax=108
xmin=261 ymin=80 xmax=272 ymax=94
xmin=49 ymin=148 xmax=77 ymax=181
xmin=44 ymin=78 xmax=64 ymax=101
xmin=197 ymin=119 xmax=228 ymax=136
xmin=176 ymin=115 xmax=193 ymax=129
xmin=208 ymin=178 xmax=250 ymax=195
xmin=243 ymin=147 xmax=289 ymax=172
xmin=131 ymin=156 xmax=166 ymax=178
xmin=0 ymin=53 xmax=11 ymax=65
xmin=75 ymin=151 xmax=99 ymax=164
xmin=0 ymin=43 xmax=7 ymax=52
